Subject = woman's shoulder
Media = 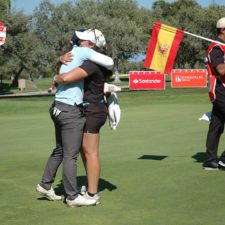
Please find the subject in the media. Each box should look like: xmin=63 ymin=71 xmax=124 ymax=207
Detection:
xmin=72 ymin=46 xmax=93 ymax=53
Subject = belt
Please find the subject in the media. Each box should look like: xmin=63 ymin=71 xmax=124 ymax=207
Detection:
xmin=82 ymin=99 xmax=105 ymax=106
xmin=54 ymin=100 xmax=82 ymax=108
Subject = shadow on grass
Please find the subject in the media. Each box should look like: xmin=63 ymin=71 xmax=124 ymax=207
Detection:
xmin=0 ymin=83 xmax=14 ymax=95
xmin=138 ymin=155 xmax=168 ymax=160
xmin=37 ymin=176 xmax=117 ymax=201
xmin=192 ymin=152 xmax=206 ymax=163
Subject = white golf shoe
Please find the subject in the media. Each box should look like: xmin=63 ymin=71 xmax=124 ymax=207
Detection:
xmin=66 ymin=194 xmax=97 ymax=207
xmin=79 ymin=185 xmax=101 ymax=205
xmin=85 ymin=192 xmax=101 ymax=205
xmin=79 ymin=185 xmax=87 ymax=195
xmin=36 ymin=184 xmax=62 ymax=201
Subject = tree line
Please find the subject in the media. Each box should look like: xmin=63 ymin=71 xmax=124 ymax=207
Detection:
xmin=0 ymin=0 xmax=225 ymax=84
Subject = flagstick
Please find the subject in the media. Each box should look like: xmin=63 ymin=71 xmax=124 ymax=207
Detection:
xmin=184 ymin=30 xmax=225 ymax=46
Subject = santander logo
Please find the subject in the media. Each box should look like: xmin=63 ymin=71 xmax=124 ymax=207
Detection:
xmin=133 ymin=79 xmax=139 ymax=83
xmin=129 ymin=71 xmax=165 ymax=90
xmin=132 ymin=78 xmax=161 ymax=84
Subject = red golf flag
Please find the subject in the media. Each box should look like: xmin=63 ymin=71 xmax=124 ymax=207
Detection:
xmin=144 ymin=22 xmax=184 ymax=74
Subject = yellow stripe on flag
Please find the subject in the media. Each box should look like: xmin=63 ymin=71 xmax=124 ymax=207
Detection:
xmin=150 ymin=24 xmax=177 ymax=73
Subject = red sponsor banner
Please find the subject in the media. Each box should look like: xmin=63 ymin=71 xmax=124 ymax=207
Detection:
xmin=129 ymin=71 xmax=165 ymax=90
xmin=0 ymin=21 xmax=7 ymax=46
xmin=171 ymin=69 xmax=207 ymax=88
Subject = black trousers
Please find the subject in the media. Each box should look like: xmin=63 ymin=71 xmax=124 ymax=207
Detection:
xmin=205 ymin=99 xmax=225 ymax=162
xmin=40 ymin=101 xmax=85 ymax=200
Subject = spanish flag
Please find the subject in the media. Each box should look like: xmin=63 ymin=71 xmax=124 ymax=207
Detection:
xmin=144 ymin=22 xmax=184 ymax=74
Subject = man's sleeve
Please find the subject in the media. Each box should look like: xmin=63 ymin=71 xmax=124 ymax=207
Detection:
xmin=79 ymin=60 xmax=98 ymax=76
xmin=210 ymin=46 xmax=224 ymax=68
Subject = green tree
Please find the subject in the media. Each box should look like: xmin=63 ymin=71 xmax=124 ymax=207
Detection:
xmin=0 ymin=11 xmax=38 ymax=85
xmin=2 ymin=0 xmax=225 ymax=85
xmin=32 ymin=0 xmax=85 ymax=77
xmin=0 ymin=0 xmax=10 ymax=20
xmin=31 ymin=0 xmax=146 ymax=74
xmin=73 ymin=0 xmax=145 ymax=73
xmin=151 ymin=0 xmax=225 ymax=69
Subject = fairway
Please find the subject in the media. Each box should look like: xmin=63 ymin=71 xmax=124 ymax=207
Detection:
xmin=1 ymin=90 xmax=225 ymax=225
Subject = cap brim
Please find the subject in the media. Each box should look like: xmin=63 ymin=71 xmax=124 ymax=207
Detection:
xmin=75 ymin=30 xmax=96 ymax=43
xmin=75 ymin=31 xmax=87 ymax=40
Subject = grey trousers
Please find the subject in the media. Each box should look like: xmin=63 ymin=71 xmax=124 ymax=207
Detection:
xmin=40 ymin=101 xmax=85 ymax=200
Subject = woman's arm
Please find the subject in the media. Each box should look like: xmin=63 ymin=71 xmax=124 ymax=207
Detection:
xmin=89 ymin=50 xmax=114 ymax=70
xmin=59 ymin=48 xmax=114 ymax=70
xmin=54 ymin=67 xmax=88 ymax=85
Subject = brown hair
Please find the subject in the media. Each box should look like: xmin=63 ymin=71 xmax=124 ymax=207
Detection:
xmin=55 ymin=42 xmax=74 ymax=73
xmin=93 ymin=45 xmax=113 ymax=80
